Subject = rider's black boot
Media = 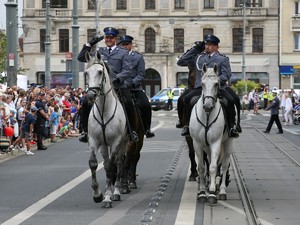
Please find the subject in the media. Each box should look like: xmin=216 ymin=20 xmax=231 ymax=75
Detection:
xmin=79 ymin=132 xmax=88 ymax=143
xmin=236 ymin=123 xmax=242 ymax=133
xmin=229 ymin=128 xmax=239 ymax=138
xmin=145 ymin=130 xmax=155 ymax=138
xmin=181 ymin=126 xmax=190 ymax=136
xmin=176 ymin=120 xmax=184 ymax=128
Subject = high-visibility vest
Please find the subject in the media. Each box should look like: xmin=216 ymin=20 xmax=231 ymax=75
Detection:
xmin=167 ymin=91 xmax=174 ymax=100
xmin=268 ymin=92 xmax=274 ymax=101
xmin=263 ymin=91 xmax=268 ymax=99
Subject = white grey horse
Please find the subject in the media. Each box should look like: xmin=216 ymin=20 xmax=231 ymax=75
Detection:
xmin=85 ymin=52 xmax=128 ymax=208
xmin=189 ymin=63 xmax=233 ymax=204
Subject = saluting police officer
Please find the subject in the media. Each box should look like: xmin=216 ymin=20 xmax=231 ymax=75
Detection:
xmin=77 ymin=27 xmax=139 ymax=143
xmin=118 ymin=35 xmax=155 ymax=138
xmin=177 ymin=34 xmax=241 ymax=138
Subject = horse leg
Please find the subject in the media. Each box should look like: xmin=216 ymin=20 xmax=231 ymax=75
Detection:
xmin=100 ymin=145 xmax=114 ymax=208
xmin=194 ymin=144 xmax=207 ymax=203
xmin=186 ymin=136 xmax=198 ymax=181
xmin=208 ymin=143 xmax=222 ymax=204
xmin=128 ymin=147 xmax=140 ymax=189
xmin=89 ymin=150 xmax=103 ymax=203
xmin=219 ymin=141 xmax=233 ymax=200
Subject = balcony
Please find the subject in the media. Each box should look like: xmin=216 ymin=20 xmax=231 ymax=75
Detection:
xmin=291 ymin=15 xmax=300 ymax=31
xmin=35 ymin=9 xmax=72 ymax=17
xmin=227 ymin=7 xmax=267 ymax=21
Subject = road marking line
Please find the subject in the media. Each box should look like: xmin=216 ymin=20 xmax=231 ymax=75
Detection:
xmin=174 ymin=166 xmax=196 ymax=225
xmin=1 ymin=164 xmax=104 ymax=225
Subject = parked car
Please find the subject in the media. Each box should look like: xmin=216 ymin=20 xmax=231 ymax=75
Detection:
xmin=150 ymin=87 xmax=185 ymax=111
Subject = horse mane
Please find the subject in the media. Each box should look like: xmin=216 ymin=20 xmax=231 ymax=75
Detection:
xmin=202 ymin=63 xmax=219 ymax=81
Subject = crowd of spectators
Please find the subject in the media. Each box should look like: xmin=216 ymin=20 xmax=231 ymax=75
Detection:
xmin=0 ymin=84 xmax=84 ymax=155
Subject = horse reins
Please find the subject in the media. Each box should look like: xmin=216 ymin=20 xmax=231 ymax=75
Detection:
xmin=88 ymin=62 xmax=118 ymax=145
xmin=195 ymin=100 xmax=222 ymax=146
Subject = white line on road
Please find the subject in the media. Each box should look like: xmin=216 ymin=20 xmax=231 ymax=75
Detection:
xmin=174 ymin=166 xmax=197 ymax=225
xmin=1 ymin=164 xmax=104 ymax=225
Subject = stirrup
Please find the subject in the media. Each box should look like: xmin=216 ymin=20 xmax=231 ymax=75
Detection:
xmin=131 ymin=131 xmax=139 ymax=142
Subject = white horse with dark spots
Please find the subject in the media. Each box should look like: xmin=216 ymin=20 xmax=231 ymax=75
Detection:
xmin=85 ymin=52 xmax=128 ymax=208
xmin=189 ymin=63 xmax=233 ymax=204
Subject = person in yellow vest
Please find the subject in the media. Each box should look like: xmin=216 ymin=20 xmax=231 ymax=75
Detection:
xmin=167 ymin=88 xmax=174 ymax=111
xmin=263 ymin=86 xmax=269 ymax=109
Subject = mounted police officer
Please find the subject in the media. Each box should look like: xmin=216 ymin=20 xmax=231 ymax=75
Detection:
xmin=117 ymin=34 xmax=155 ymax=138
xmin=177 ymin=34 xmax=241 ymax=138
xmin=77 ymin=27 xmax=139 ymax=143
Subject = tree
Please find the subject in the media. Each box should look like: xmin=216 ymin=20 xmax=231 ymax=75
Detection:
xmin=0 ymin=31 xmax=6 ymax=75
xmin=232 ymin=80 xmax=260 ymax=96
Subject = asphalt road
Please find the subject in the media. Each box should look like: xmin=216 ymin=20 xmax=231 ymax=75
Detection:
xmin=1 ymin=109 xmax=300 ymax=225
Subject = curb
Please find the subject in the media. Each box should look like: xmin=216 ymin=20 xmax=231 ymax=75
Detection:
xmin=0 ymin=137 xmax=72 ymax=163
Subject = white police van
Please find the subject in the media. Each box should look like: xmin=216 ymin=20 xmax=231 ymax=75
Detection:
xmin=150 ymin=87 xmax=185 ymax=111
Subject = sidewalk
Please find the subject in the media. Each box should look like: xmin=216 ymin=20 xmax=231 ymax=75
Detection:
xmin=0 ymin=137 xmax=69 ymax=162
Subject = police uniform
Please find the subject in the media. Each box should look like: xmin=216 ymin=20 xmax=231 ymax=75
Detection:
xmin=35 ymin=92 xmax=48 ymax=150
xmin=177 ymin=34 xmax=240 ymax=138
xmin=118 ymin=35 xmax=154 ymax=138
xmin=263 ymin=92 xmax=283 ymax=133
xmin=77 ymin=27 xmax=138 ymax=142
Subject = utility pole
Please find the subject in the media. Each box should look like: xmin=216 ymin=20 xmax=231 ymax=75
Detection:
xmin=72 ymin=0 xmax=79 ymax=88
xmin=45 ymin=0 xmax=51 ymax=88
xmin=5 ymin=0 xmax=18 ymax=87
xmin=242 ymin=0 xmax=247 ymax=94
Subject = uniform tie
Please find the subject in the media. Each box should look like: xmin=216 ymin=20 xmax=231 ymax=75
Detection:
xmin=108 ymin=48 xmax=112 ymax=54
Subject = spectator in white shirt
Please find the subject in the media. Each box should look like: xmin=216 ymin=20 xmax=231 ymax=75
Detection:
xmin=284 ymin=92 xmax=293 ymax=125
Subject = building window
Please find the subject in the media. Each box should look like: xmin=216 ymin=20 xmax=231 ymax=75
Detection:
xmin=204 ymin=0 xmax=214 ymax=9
xmin=294 ymin=32 xmax=300 ymax=50
xmin=252 ymin=28 xmax=263 ymax=53
xmin=42 ymin=0 xmax=68 ymax=8
xmin=174 ymin=29 xmax=184 ymax=53
xmin=296 ymin=2 xmax=300 ymax=14
xmin=88 ymin=0 xmax=96 ymax=10
xmin=145 ymin=0 xmax=155 ymax=9
xmin=117 ymin=0 xmax=127 ymax=10
xmin=40 ymin=29 xmax=45 ymax=53
xmin=203 ymin=28 xmax=213 ymax=40
xmin=232 ymin=28 xmax=243 ymax=52
xmin=145 ymin=28 xmax=156 ymax=53
xmin=59 ymin=29 xmax=69 ymax=52
xmin=175 ymin=0 xmax=185 ymax=9
xmin=87 ymin=29 xmax=96 ymax=42
xmin=118 ymin=29 xmax=126 ymax=36
xmin=235 ymin=0 xmax=262 ymax=7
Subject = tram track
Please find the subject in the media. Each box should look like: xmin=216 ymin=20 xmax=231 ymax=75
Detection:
xmin=229 ymin=124 xmax=300 ymax=225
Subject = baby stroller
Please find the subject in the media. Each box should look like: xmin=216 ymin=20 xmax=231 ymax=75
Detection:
xmin=293 ymin=104 xmax=300 ymax=125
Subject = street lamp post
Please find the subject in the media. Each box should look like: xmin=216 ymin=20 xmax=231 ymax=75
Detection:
xmin=242 ymin=0 xmax=247 ymax=94
xmin=45 ymin=0 xmax=51 ymax=88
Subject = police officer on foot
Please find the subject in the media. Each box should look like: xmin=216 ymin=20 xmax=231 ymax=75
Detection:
xmin=177 ymin=34 xmax=240 ymax=138
xmin=77 ymin=27 xmax=139 ymax=143
xmin=118 ymin=34 xmax=155 ymax=138
xmin=35 ymin=92 xmax=49 ymax=150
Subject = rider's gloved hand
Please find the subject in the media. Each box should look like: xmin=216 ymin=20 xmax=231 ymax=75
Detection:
xmin=124 ymin=80 xmax=133 ymax=88
xmin=88 ymin=35 xmax=104 ymax=46
xmin=220 ymin=80 xmax=227 ymax=87
xmin=194 ymin=41 xmax=205 ymax=52
xmin=112 ymin=77 xmax=121 ymax=87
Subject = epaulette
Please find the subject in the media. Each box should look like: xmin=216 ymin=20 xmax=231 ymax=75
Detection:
xmin=132 ymin=51 xmax=141 ymax=55
xmin=218 ymin=53 xmax=229 ymax=58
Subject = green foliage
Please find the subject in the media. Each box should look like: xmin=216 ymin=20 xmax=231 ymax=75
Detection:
xmin=233 ymin=80 xmax=260 ymax=96
xmin=0 ymin=31 xmax=6 ymax=75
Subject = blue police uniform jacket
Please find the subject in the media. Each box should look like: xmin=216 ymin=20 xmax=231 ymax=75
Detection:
xmin=126 ymin=51 xmax=145 ymax=91
xmin=266 ymin=96 xmax=280 ymax=115
xmin=177 ymin=47 xmax=231 ymax=89
xmin=77 ymin=44 xmax=132 ymax=89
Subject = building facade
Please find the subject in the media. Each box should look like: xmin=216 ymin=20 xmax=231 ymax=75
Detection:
xmin=279 ymin=0 xmax=300 ymax=90
xmin=21 ymin=0 xmax=279 ymax=97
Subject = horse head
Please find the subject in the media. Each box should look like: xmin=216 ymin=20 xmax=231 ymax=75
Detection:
xmin=84 ymin=51 xmax=110 ymax=103
xmin=201 ymin=63 xmax=219 ymax=113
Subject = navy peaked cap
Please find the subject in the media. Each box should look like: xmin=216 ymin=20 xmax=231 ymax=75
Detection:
xmin=118 ymin=35 xmax=134 ymax=44
xmin=103 ymin=27 xmax=119 ymax=36
xmin=204 ymin=34 xmax=220 ymax=45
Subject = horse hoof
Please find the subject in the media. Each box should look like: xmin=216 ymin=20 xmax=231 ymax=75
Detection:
xmin=102 ymin=202 xmax=112 ymax=208
xmin=112 ymin=194 xmax=121 ymax=201
xmin=93 ymin=193 xmax=103 ymax=203
xmin=219 ymin=193 xmax=227 ymax=200
xmin=197 ymin=191 xmax=207 ymax=203
xmin=129 ymin=182 xmax=137 ymax=189
xmin=121 ymin=186 xmax=131 ymax=194
xmin=208 ymin=194 xmax=217 ymax=204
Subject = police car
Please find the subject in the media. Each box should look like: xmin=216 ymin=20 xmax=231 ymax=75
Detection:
xmin=150 ymin=87 xmax=185 ymax=111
